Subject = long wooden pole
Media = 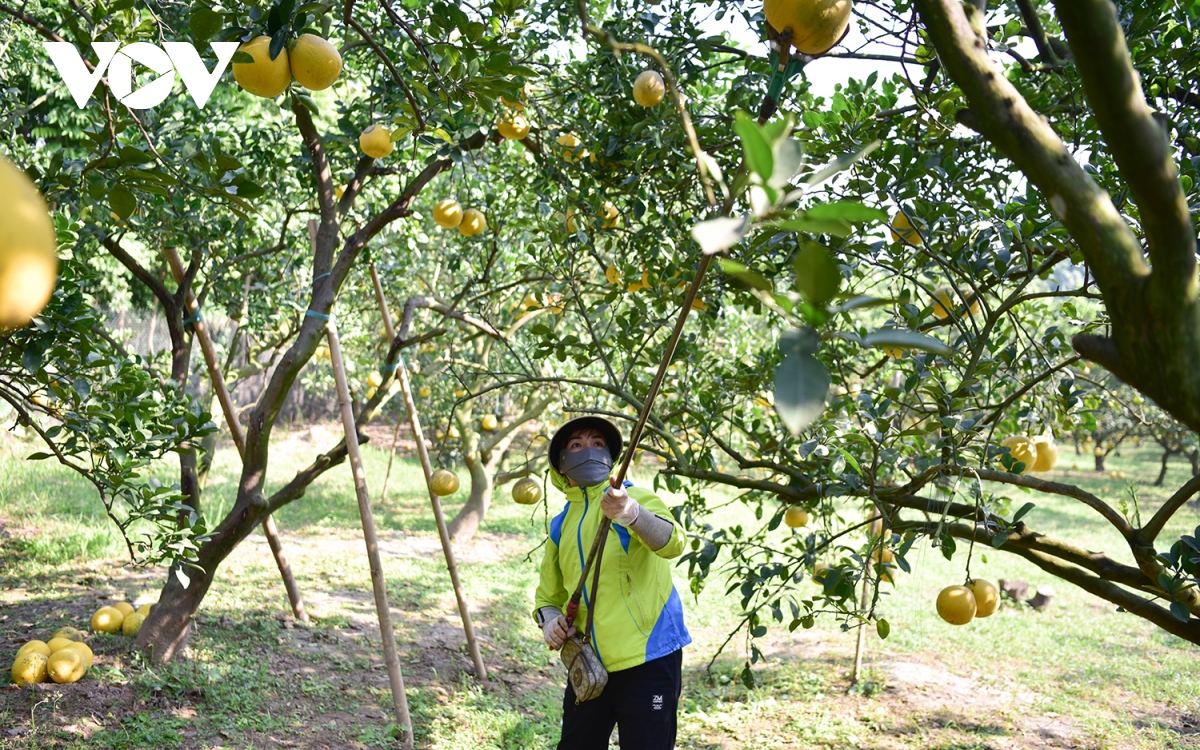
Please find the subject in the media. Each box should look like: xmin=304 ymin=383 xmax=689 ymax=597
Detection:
xmin=163 ymin=247 xmax=308 ymax=624
xmin=368 ymin=262 xmax=487 ymax=680
xmin=313 ymin=224 xmax=413 ymax=747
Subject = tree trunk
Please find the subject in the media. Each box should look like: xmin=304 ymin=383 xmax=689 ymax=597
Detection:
xmin=447 ymin=450 xmax=492 ymax=543
xmin=1095 ymin=452 xmax=1106 ymax=472
xmin=1155 ymin=450 xmax=1172 ymax=486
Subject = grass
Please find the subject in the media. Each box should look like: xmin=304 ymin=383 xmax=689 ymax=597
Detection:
xmin=1 ymin=425 xmax=1198 ymax=749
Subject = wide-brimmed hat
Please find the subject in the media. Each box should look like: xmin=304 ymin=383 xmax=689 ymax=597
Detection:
xmin=548 ymin=416 xmax=623 ymax=472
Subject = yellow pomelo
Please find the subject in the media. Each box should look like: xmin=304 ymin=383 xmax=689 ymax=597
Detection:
xmin=881 ymin=345 xmax=906 ymax=358
xmin=633 ymin=70 xmax=666 ymax=107
xmin=430 ymin=469 xmax=460 ymax=496
xmin=418 ymin=386 xmax=432 ymax=398
xmin=564 ymin=208 xmax=578 ymax=233
xmin=91 ymin=606 xmax=124 ymax=634
xmin=232 ymin=36 xmax=291 ymax=98
xmin=812 ymin=562 xmax=831 ymax=582
xmin=497 ymin=112 xmax=530 ymax=140
xmin=137 ymin=603 xmax=155 ymax=617
xmin=866 ymin=513 xmax=884 ymax=538
xmin=601 ymin=201 xmax=620 ymax=229
xmin=360 ymin=124 xmax=395 ymax=159
xmin=871 ymin=547 xmax=895 ymax=564
xmin=966 ymin=579 xmax=999 ymax=618
xmin=480 ymin=414 xmax=498 ymax=431
xmin=606 ymin=264 xmax=621 ymax=285
xmin=367 ymin=371 xmax=383 ymax=388
xmin=512 ymin=477 xmax=543 ymax=505
xmin=1000 ymin=435 xmax=1038 ymax=474
xmin=936 ymin=585 xmax=977 ymax=625
xmin=0 ymin=156 xmax=58 ymax=330
xmin=932 ymin=286 xmax=980 ymax=319
xmin=11 ymin=650 xmax=48 ymax=685
xmin=290 ymin=34 xmax=342 ymax=91
xmin=1030 ymin=436 xmax=1058 ymax=472
xmin=784 ymin=506 xmax=809 ymax=528
xmin=889 ymin=211 xmax=925 ymax=246
xmin=458 ymin=208 xmax=487 ymax=237
xmin=763 ymin=0 xmax=853 ymax=56
xmin=16 ymin=640 xmax=50 ymax=659
xmin=47 ymin=648 xmax=86 ymax=684
xmin=113 ymin=602 xmax=135 ymax=617
xmin=52 ymin=627 xmax=84 ymax=642
xmin=46 ymin=637 xmax=75 ymax=653
xmin=62 ymin=641 xmax=93 ymax=670
xmin=556 ymin=133 xmax=589 ymax=163
xmin=122 ymin=612 xmax=145 ymax=637
xmin=433 ymin=199 xmax=463 ymax=228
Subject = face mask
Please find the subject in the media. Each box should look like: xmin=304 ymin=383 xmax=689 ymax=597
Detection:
xmin=559 ymin=446 xmax=613 ymax=486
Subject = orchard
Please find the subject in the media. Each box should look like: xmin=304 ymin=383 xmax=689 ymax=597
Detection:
xmin=1 ymin=0 xmax=1198 ymax=747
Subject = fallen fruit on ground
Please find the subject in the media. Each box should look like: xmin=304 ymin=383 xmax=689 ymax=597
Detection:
xmin=458 ymin=209 xmax=487 ymax=237
xmin=936 ymin=585 xmax=977 ymax=625
xmin=967 ymin=579 xmax=1000 ymax=618
xmin=232 ymin=35 xmax=291 ymax=98
xmin=122 ymin=612 xmax=145 ymax=637
xmin=430 ymin=469 xmax=460 ymax=496
xmin=784 ymin=506 xmax=809 ymax=528
xmin=433 ymin=199 xmax=463 ymax=228
xmin=16 ymin=640 xmax=50 ymax=658
xmin=360 ymin=124 xmax=395 ymax=159
xmin=633 ymin=70 xmax=666 ymax=107
xmin=763 ymin=0 xmax=853 ymax=55
xmin=62 ymin=641 xmax=93 ymax=670
xmin=512 ymin=477 xmax=543 ymax=505
xmin=1031 ymin=436 xmax=1059 ymax=472
xmin=91 ymin=606 xmax=124 ymax=634
xmin=11 ymin=650 xmax=48 ymax=685
xmin=889 ymin=211 xmax=925 ymax=246
xmin=52 ymin=627 xmax=84 ymax=642
xmin=46 ymin=637 xmax=75 ymax=653
xmin=1000 ymin=435 xmax=1038 ymax=474
xmin=136 ymin=603 xmax=155 ymax=617
xmin=289 ymin=33 xmax=342 ymax=90
xmin=497 ymin=112 xmax=530 ymax=140
xmin=0 ymin=155 xmax=58 ymax=330
xmin=113 ymin=602 xmax=135 ymax=617
xmin=46 ymin=648 xmax=86 ymax=684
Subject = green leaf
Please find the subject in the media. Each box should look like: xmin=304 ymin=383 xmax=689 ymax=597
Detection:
xmin=1012 ymin=502 xmax=1036 ymax=523
xmin=805 ymin=140 xmax=881 ymax=187
xmin=26 ymin=452 xmax=54 ymax=461
xmin=876 ymin=618 xmax=890 ymax=639
xmin=990 ymin=532 xmax=1010 ymax=548
xmin=740 ymin=664 xmax=755 ymax=688
xmin=830 ymin=295 xmax=891 ymax=314
xmin=793 ymin=243 xmax=841 ymax=306
xmin=734 ymin=111 xmax=774 ymax=183
xmin=691 ymin=216 xmax=746 ymax=255
xmin=231 ymin=50 xmax=255 ymax=64
xmin=775 ymin=217 xmax=853 ymax=237
xmin=189 ymin=7 xmax=224 ymax=42
xmin=773 ymin=328 xmax=830 ymax=436
xmin=109 ymin=184 xmax=137 ymax=220
xmin=863 ymin=329 xmax=954 ymax=356
xmin=718 ymin=258 xmax=772 ymax=291
xmin=1169 ymin=600 xmax=1191 ymax=623
xmin=806 ymin=201 xmax=888 ymax=223
xmin=769 ymin=139 xmax=804 ymax=189
xmin=269 ymin=28 xmax=289 ymax=62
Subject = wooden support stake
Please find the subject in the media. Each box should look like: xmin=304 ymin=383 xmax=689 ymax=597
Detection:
xmin=163 ymin=247 xmax=308 ymax=624
xmin=314 ymin=224 xmax=413 ymax=747
xmin=369 ymin=263 xmax=488 ymax=680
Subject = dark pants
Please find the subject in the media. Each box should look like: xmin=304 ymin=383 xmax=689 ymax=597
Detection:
xmin=557 ymin=649 xmax=684 ymax=750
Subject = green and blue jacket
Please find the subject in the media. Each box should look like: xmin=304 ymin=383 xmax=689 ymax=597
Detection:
xmin=534 ymin=466 xmax=691 ymax=672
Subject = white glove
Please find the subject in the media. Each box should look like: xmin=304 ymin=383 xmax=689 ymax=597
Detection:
xmin=601 ymin=484 xmax=641 ymax=526
xmin=542 ymin=614 xmax=576 ymax=650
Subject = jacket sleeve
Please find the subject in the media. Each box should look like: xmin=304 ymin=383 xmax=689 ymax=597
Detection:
xmin=533 ymin=536 xmax=568 ymax=619
xmin=627 ymin=487 xmax=686 ymax=559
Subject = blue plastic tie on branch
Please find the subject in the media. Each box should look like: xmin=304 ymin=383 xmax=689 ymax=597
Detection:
xmin=314 ymin=272 xmax=331 ymax=282
xmin=183 ymin=309 xmax=203 ymax=328
xmin=382 ymin=362 xmax=400 ymax=373
xmin=305 ymin=310 xmax=332 ymax=321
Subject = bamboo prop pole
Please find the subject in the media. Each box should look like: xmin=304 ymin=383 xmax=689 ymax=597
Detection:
xmin=368 ymin=262 xmax=488 ymax=680
xmin=565 ymin=252 xmax=716 ymax=626
xmin=851 ymin=576 xmax=871 ymax=684
xmin=163 ymin=247 xmax=308 ymax=624
xmin=312 ymin=227 xmax=413 ymax=746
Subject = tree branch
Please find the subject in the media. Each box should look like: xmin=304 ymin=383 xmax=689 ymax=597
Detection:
xmin=1142 ymin=473 xmax=1200 ymax=543
xmin=1051 ymin=0 xmax=1197 ymax=300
